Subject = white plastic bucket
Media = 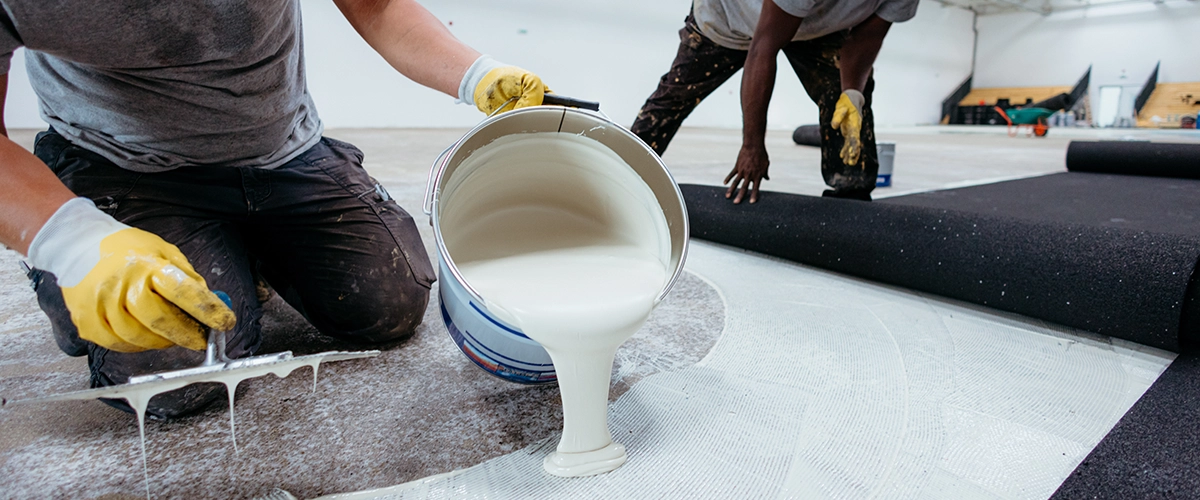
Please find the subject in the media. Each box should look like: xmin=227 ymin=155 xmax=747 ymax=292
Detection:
xmin=876 ymin=141 xmax=896 ymax=188
xmin=423 ymin=107 xmax=689 ymax=384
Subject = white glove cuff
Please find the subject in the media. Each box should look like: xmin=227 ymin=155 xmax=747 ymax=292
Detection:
xmin=456 ymin=55 xmax=505 ymax=106
xmin=27 ymin=197 xmax=129 ymax=288
xmin=843 ymin=89 xmax=865 ymax=111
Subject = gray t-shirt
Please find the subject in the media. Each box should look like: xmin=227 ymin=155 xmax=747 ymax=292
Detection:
xmin=693 ymin=0 xmax=919 ymax=51
xmin=0 ymin=0 xmax=322 ymax=172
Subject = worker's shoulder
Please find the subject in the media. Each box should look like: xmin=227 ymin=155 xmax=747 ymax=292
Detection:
xmin=874 ymin=0 xmax=919 ymax=24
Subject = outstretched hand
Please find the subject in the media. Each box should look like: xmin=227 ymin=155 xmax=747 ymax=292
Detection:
xmin=724 ymin=145 xmax=769 ymax=204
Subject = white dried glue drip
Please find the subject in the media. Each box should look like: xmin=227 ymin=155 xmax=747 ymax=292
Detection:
xmin=34 ymin=356 xmax=332 ymax=499
xmin=442 ymin=132 xmax=671 ymax=476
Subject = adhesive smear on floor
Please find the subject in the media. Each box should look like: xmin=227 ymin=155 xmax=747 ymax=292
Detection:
xmin=320 ymin=241 xmax=1173 ymax=500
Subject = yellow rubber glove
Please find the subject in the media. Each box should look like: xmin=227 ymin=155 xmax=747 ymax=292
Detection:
xmin=473 ymin=66 xmax=550 ymax=115
xmin=830 ymin=89 xmax=865 ymax=167
xmin=458 ymin=55 xmax=550 ymax=115
xmin=27 ymin=198 xmax=236 ymax=353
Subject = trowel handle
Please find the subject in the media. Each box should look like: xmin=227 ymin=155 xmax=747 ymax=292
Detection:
xmin=203 ymin=291 xmax=234 ymax=366
xmin=542 ymin=94 xmax=600 ymax=111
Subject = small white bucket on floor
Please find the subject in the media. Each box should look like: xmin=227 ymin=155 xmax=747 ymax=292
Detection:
xmin=876 ymin=142 xmax=896 ymax=188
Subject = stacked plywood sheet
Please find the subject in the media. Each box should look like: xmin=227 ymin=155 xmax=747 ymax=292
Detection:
xmin=1137 ymin=82 xmax=1200 ymax=128
xmin=958 ymin=86 xmax=1072 ymax=107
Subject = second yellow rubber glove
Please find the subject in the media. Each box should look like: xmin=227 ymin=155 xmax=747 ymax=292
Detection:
xmin=831 ymin=89 xmax=865 ymax=167
xmin=27 ymin=198 xmax=236 ymax=353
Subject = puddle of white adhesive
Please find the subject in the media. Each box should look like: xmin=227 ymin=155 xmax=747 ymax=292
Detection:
xmin=13 ymin=351 xmax=371 ymax=500
xmin=316 ymin=241 xmax=1174 ymax=499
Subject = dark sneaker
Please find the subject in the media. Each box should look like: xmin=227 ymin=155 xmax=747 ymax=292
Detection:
xmin=822 ymin=189 xmax=873 ymax=201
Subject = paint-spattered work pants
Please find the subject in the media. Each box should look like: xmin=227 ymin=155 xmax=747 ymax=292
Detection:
xmin=27 ymin=129 xmax=436 ymax=419
xmin=631 ymin=14 xmax=879 ymax=199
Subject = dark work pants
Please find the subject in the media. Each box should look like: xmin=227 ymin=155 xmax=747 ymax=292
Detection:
xmin=29 ymin=130 xmax=436 ymax=418
xmin=631 ymin=14 xmax=879 ymax=199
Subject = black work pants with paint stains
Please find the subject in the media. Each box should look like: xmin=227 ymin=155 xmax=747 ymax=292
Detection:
xmin=631 ymin=14 xmax=879 ymax=199
xmin=27 ymin=130 xmax=436 ymax=419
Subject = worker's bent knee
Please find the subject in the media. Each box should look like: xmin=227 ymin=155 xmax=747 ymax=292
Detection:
xmin=314 ymin=279 xmax=431 ymax=345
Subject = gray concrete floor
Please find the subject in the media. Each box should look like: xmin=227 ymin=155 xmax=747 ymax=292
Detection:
xmin=0 ymin=125 xmax=1196 ymax=499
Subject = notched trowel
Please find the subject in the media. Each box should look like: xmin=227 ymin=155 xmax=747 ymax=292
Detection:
xmin=1 ymin=292 xmax=380 ymax=408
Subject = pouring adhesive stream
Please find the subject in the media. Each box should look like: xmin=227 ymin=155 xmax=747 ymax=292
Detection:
xmin=441 ymin=132 xmax=670 ymax=476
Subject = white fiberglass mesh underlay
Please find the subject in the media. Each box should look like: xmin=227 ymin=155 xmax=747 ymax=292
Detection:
xmin=325 ymin=241 xmax=1173 ymax=500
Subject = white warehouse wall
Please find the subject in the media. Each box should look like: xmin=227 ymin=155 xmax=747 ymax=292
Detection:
xmin=975 ymin=1 xmax=1200 ymax=108
xmin=3 ymin=0 xmax=973 ymax=130
xmin=870 ymin=1 xmax=976 ymax=126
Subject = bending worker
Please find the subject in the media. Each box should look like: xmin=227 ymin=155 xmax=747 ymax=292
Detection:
xmin=0 ymin=0 xmax=548 ymax=418
xmin=632 ymin=0 xmax=916 ymax=203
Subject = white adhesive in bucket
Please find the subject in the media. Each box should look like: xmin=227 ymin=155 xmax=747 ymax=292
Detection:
xmin=439 ymin=132 xmax=672 ymax=476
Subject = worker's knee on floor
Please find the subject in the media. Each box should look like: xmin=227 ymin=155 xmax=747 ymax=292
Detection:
xmin=316 ymin=281 xmax=431 ymax=345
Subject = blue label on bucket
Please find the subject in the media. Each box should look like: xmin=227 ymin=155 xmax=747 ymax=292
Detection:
xmin=876 ymin=174 xmax=892 ymax=187
xmin=440 ymin=297 xmax=556 ymax=385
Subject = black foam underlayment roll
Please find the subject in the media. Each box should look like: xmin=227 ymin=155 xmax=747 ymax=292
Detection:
xmin=791 ymin=124 xmax=821 ymax=147
xmin=1066 ymin=141 xmax=1200 ymax=179
xmin=881 ymin=172 xmax=1200 ymax=237
xmin=681 ymin=183 xmax=1200 ymax=352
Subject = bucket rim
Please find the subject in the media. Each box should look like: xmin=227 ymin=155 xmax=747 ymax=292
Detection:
xmin=425 ymin=106 xmax=690 ymax=309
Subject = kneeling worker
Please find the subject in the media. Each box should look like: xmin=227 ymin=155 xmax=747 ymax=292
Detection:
xmin=633 ymin=0 xmax=917 ymax=203
xmin=0 ymin=0 xmax=548 ymax=418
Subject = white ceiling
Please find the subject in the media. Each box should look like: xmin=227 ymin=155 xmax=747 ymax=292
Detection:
xmin=933 ymin=0 xmax=1195 ymax=16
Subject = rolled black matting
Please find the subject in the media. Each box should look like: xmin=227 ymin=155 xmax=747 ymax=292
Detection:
xmin=881 ymin=172 xmax=1200 ymax=237
xmin=1050 ymin=352 xmax=1200 ymax=499
xmin=1066 ymin=141 xmax=1200 ymax=180
xmin=681 ymin=183 xmax=1200 ymax=352
xmin=791 ymin=124 xmax=821 ymax=147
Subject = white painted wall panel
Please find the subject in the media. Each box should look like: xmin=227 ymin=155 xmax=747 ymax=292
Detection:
xmin=3 ymin=0 xmax=973 ymax=130
xmin=975 ymin=1 xmax=1200 ymax=109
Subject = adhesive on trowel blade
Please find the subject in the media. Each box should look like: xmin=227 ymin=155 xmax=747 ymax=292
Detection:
xmin=7 ymin=351 xmax=374 ymax=499
xmin=445 ymin=133 xmax=670 ymax=477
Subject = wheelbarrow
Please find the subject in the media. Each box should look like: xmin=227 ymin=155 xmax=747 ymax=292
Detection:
xmin=994 ymin=106 xmax=1055 ymax=137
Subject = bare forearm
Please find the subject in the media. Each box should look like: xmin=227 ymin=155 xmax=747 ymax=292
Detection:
xmin=742 ymin=1 xmax=803 ymax=149
xmin=334 ymin=0 xmax=480 ymax=97
xmin=839 ymin=15 xmax=891 ymax=92
xmin=0 ymin=137 xmax=76 ymax=255
xmin=740 ymin=45 xmax=776 ymax=150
